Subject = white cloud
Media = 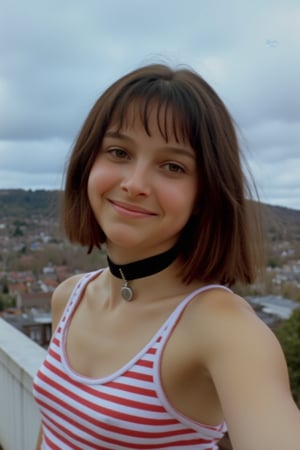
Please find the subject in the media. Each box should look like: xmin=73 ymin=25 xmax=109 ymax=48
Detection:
xmin=0 ymin=0 xmax=299 ymax=209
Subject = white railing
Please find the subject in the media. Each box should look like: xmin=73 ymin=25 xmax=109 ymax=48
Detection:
xmin=0 ymin=318 xmax=46 ymax=450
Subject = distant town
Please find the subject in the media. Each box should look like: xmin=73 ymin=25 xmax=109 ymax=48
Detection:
xmin=0 ymin=189 xmax=300 ymax=346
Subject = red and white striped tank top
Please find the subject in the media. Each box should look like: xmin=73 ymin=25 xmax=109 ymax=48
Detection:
xmin=33 ymin=270 xmax=230 ymax=449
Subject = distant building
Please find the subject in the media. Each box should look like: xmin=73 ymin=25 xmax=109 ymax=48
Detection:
xmin=14 ymin=292 xmax=52 ymax=310
xmin=2 ymin=310 xmax=52 ymax=348
xmin=247 ymin=295 xmax=299 ymax=328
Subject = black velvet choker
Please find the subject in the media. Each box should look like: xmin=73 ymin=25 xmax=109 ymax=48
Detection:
xmin=107 ymin=245 xmax=178 ymax=301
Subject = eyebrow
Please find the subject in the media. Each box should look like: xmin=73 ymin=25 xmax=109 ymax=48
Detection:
xmin=105 ymin=130 xmax=131 ymax=140
xmin=104 ymin=130 xmax=196 ymax=160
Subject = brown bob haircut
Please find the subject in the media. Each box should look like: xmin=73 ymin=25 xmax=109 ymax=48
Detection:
xmin=63 ymin=63 xmax=263 ymax=286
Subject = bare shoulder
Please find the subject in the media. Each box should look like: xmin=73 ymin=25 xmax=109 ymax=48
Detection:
xmin=185 ymin=288 xmax=257 ymax=347
xmin=51 ymin=273 xmax=85 ymax=330
xmin=187 ymin=287 xmax=285 ymax=369
xmin=186 ymin=288 xmax=300 ymax=449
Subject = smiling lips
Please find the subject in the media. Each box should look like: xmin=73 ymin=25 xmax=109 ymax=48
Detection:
xmin=108 ymin=199 xmax=157 ymax=218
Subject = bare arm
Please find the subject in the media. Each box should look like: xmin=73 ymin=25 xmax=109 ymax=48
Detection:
xmin=34 ymin=273 xmax=84 ymax=449
xmin=203 ymin=294 xmax=300 ymax=450
xmin=35 ymin=427 xmax=43 ymax=450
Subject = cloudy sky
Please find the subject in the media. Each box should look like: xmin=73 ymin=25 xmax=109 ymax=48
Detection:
xmin=0 ymin=0 xmax=299 ymax=210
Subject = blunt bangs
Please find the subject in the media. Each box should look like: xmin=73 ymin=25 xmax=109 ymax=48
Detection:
xmin=108 ymin=78 xmax=202 ymax=148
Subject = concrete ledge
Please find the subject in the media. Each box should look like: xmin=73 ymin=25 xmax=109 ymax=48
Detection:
xmin=0 ymin=318 xmax=46 ymax=450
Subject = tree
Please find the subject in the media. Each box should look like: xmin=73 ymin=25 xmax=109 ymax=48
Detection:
xmin=1 ymin=278 xmax=9 ymax=294
xmin=275 ymin=308 xmax=300 ymax=407
xmin=0 ymin=293 xmax=16 ymax=310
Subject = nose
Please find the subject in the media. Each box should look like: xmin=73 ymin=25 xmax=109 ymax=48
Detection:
xmin=120 ymin=162 xmax=151 ymax=197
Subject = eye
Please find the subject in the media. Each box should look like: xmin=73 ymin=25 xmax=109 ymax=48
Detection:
xmin=163 ymin=162 xmax=185 ymax=173
xmin=108 ymin=148 xmax=129 ymax=159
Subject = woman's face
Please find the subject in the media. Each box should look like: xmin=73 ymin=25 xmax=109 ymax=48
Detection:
xmin=87 ymin=105 xmax=198 ymax=260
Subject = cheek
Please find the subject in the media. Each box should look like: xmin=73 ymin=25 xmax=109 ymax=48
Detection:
xmin=87 ymin=163 xmax=115 ymax=198
xmin=160 ymin=181 xmax=197 ymax=220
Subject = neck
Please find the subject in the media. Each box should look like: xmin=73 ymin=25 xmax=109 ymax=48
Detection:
xmin=106 ymin=246 xmax=179 ymax=301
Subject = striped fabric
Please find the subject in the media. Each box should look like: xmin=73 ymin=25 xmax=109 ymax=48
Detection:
xmin=33 ymin=271 xmax=230 ymax=449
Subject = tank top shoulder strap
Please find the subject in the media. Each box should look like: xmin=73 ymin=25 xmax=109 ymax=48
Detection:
xmin=59 ymin=269 xmax=104 ymax=324
xmin=163 ymin=284 xmax=233 ymax=332
xmin=151 ymin=284 xmax=232 ymax=437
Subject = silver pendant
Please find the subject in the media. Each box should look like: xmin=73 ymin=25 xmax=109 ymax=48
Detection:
xmin=121 ymin=285 xmax=133 ymax=301
xmin=119 ymin=268 xmax=134 ymax=301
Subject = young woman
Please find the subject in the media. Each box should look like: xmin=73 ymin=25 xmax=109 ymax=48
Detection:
xmin=33 ymin=63 xmax=300 ymax=450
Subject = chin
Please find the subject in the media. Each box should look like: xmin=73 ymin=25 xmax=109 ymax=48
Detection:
xmin=105 ymin=233 xmax=143 ymax=249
